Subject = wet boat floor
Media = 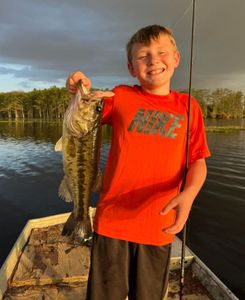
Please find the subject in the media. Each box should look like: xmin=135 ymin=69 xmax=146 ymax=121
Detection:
xmin=3 ymin=224 xmax=211 ymax=300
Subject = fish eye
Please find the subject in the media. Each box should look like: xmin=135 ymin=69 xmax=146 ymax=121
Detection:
xmin=96 ymin=105 xmax=103 ymax=112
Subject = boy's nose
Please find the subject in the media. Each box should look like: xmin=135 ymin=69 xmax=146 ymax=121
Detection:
xmin=147 ymin=55 xmax=161 ymax=65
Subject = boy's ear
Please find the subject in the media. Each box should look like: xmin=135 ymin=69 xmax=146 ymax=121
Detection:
xmin=174 ymin=51 xmax=181 ymax=68
xmin=128 ymin=62 xmax=136 ymax=77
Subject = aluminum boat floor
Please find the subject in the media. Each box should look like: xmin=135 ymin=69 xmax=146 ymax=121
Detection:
xmin=2 ymin=224 xmax=211 ymax=300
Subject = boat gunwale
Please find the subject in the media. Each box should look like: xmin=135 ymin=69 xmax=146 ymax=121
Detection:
xmin=189 ymin=251 xmax=239 ymax=300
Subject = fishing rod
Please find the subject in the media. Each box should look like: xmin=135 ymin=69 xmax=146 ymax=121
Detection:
xmin=179 ymin=0 xmax=196 ymax=299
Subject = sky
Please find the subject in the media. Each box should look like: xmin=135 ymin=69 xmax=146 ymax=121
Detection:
xmin=0 ymin=0 xmax=245 ymax=93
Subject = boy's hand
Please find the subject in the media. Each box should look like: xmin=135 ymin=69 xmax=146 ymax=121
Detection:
xmin=161 ymin=159 xmax=207 ymax=234
xmin=160 ymin=191 xmax=194 ymax=234
xmin=66 ymin=71 xmax=115 ymax=98
xmin=66 ymin=71 xmax=92 ymax=94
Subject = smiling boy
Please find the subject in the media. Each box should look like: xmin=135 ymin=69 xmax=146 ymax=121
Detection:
xmin=127 ymin=29 xmax=179 ymax=95
xmin=67 ymin=25 xmax=210 ymax=300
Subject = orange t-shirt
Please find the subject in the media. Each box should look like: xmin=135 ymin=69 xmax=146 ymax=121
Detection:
xmin=93 ymin=85 xmax=210 ymax=246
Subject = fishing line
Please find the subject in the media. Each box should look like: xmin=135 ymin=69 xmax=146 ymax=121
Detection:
xmin=171 ymin=0 xmax=193 ymax=29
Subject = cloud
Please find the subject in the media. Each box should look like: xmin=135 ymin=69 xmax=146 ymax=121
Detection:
xmin=0 ymin=0 xmax=245 ymax=92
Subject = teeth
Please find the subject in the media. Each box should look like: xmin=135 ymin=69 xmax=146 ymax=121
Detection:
xmin=148 ymin=69 xmax=165 ymax=75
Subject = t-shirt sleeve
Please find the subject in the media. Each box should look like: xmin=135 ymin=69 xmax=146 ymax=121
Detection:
xmin=102 ymin=95 xmax=114 ymax=125
xmin=188 ymin=99 xmax=211 ymax=163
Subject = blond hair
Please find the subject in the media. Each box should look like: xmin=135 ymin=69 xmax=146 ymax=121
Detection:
xmin=126 ymin=25 xmax=177 ymax=64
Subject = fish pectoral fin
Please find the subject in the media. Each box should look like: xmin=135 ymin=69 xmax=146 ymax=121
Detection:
xmin=91 ymin=170 xmax=103 ymax=193
xmin=59 ymin=177 xmax=73 ymax=202
xmin=55 ymin=137 xmax=63 ymax=152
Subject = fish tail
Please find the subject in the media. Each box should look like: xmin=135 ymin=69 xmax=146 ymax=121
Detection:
xmin=62 ymin=213 xmax=76 ymax=236
xmin=62 ymin=213 xmax=93 ymax=245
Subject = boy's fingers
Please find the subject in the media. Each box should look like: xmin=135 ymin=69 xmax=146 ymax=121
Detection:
xmin=163 ymin=222 xmax=183 ymax=234
xmin=66 ymin=71 xmax=91 ymax=94
xmin=164 ymin=226 xmax=180 ymax=235
xmin=94 ymin=91 xmax=115 ymax=98
xmin=103 ymin=91 xmax=115 ymax=97
xmin=160 ymin=206 xmax=171 ymax=216
xmin=160 ymin=199 xmax=176 ymax=215
xmin=66 ymin=84 xmax=77 ymax=94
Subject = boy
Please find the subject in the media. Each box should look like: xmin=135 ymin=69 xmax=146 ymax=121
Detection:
xmin=66 ymin=25 xmax=210 ymax=300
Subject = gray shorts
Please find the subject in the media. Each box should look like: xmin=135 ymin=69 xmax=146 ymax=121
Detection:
xmin=86 ymin=232 xmax=171 ymax=300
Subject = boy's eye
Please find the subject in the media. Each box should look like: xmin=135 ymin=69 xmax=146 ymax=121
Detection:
xmin=137 ymin=55 xmax=147 ymax=60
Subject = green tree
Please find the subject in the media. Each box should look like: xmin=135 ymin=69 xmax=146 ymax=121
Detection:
xmin=211 ymin=89 xmax=244 ymax=119
xmin=1 ymin=86 xmax=242 ymax=121
xmin=191 ymin=89 xmax=210 ymax=118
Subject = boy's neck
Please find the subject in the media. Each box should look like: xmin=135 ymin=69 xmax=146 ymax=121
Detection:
xmin=141 ymin=85 xmax=171 ymax=96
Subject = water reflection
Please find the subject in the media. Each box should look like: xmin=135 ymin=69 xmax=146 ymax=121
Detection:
xmin=0 ymin=120 xmax=62 ymax=143
xmin=0 ymin=120 xmax=112 ymax=142
xmin=0 ymin=121 xmax=112 ymax=177
xmin=1 ymin=141 xmax=56 ymax=176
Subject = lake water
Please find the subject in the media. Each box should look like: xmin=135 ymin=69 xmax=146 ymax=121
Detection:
xmin=0 ymin=120 xmax=244 ymax=298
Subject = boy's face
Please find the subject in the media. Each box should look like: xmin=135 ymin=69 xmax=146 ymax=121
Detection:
xmin=128 ymin=34 xmax=180 ymax=95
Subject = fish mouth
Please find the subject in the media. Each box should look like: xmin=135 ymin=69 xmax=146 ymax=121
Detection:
xmin=81 ymin=92 xmax=103 ymax=103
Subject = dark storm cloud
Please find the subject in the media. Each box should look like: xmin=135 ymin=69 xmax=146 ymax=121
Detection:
xmin=0 ymin=0 xmax=244 ymax=91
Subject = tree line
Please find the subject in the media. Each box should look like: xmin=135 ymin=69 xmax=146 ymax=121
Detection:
xmin=186 ymin=88 xmax=244 ymax=119
xmin=0 ymin=86 xmax=244 ymax=120
xmin=0 ymin=86 xmax=70 ymax=120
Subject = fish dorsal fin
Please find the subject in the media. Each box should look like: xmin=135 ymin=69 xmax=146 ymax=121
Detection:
xmin=59 ymin=177 xmax=73 ymax=202
xmin=55 ymin=137 xmax=63 ymax=152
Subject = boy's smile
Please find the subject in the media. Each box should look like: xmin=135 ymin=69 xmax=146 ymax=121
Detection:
xmin=128 ymin=34 xmax=180 ymax=95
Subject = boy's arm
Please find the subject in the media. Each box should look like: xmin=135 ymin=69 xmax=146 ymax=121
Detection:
xmin=161 ymin=158 xmax=207 ymax=234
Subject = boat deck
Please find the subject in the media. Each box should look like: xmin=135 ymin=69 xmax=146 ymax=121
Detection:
xmin=0 ymin=212 xmax=238 ymax=300
xmin=2 ymin=224 xmax=211 ymax=300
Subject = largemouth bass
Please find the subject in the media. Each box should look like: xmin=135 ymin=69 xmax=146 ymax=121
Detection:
xmin=55 ymin=84 xmax=104 ymax=245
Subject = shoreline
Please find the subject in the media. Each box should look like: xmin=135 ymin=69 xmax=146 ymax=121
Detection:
xmin=205 ymin=126 xmax=245 ymax=132
xmin=0 ymin=120 xmax=245 ymax=133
